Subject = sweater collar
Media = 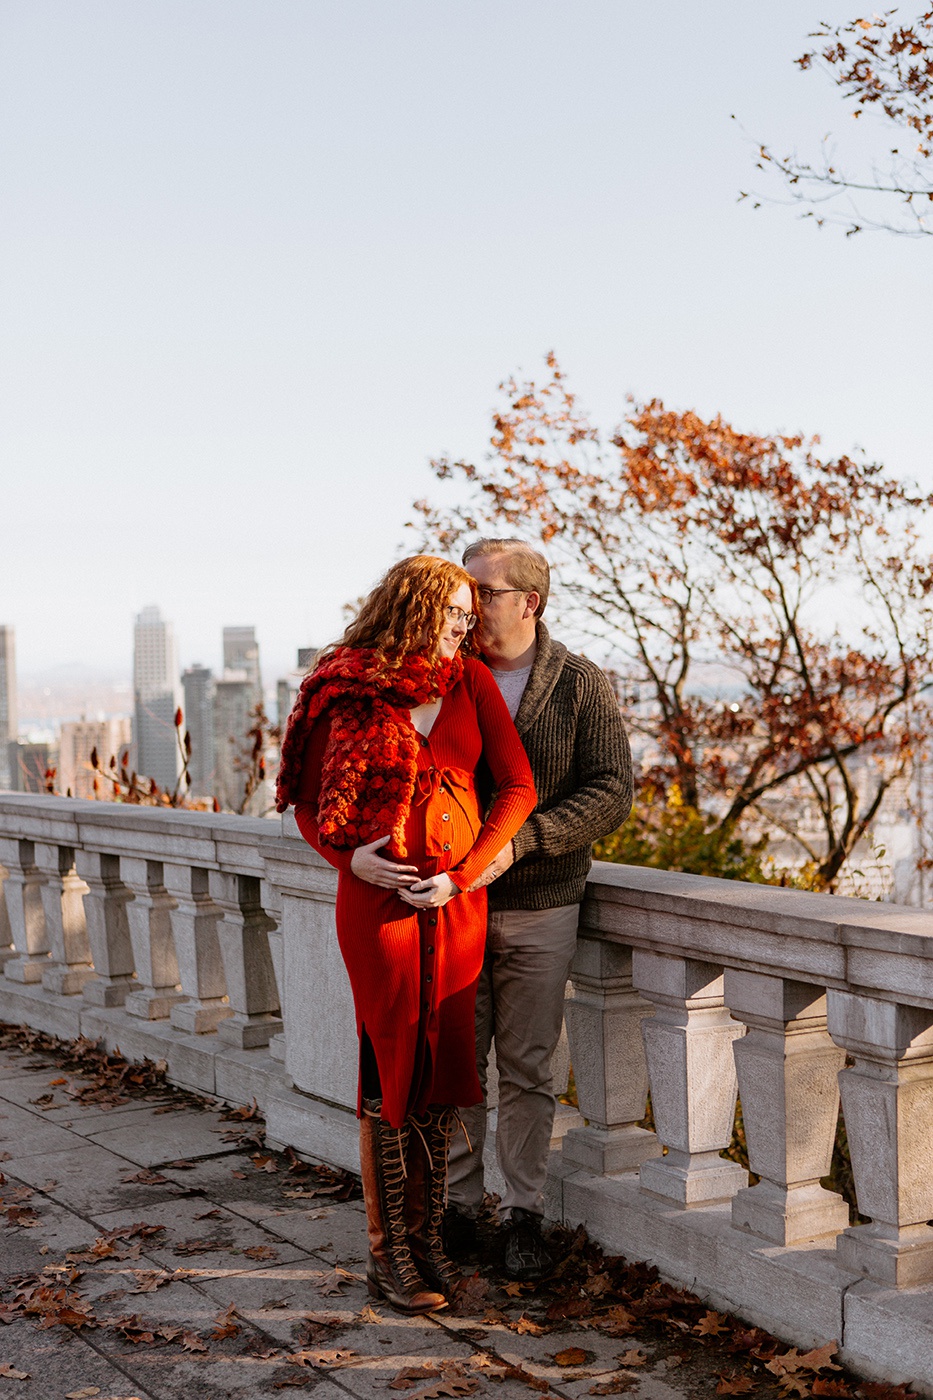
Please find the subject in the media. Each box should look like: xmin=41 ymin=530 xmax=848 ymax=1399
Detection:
xmin=512 ymin=621 xmax=568 ymax=734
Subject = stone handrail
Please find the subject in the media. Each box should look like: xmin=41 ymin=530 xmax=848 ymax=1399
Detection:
xmin=1 ymin=793 xmax=932 ymax=1393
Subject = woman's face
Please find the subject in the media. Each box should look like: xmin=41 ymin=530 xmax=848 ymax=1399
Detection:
xmin=437 ymin=582 xmax=475 ymax=658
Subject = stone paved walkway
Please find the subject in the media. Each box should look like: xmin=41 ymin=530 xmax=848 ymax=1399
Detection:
xmin=0 ymin=1036 xmax=885 ymax=1400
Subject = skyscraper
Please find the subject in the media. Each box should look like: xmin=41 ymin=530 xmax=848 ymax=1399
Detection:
xmin=182 ymin=665 xmax=216 ymax=798
xmin=133 ymin=606 xmax=183 ymax=793
xmin=213 ymin=673 xmax=253 ymax=811
xmin=222 ymin=627 xmax=262 ymax=704
xmin=0 ymin=627 xmax=17 ymax=790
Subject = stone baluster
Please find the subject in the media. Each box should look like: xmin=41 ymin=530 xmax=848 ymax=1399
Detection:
xmin=725 ymin=970 xmax=849 ymax=1244
xmin=827 ymin=991 xmax=933 ymax=1287
xmin=261 ymin=877 xmax=287 ymax=1063
xmin=0 ymin=861 xmax=15 ymax=971
xmin=0 ymin=838 xmax=50 ymax=983
xmin=210 ymin=871 xmax=283 ymax=1047
xmin=122 ymin=858 xmax=185 ymax=1020
xmin=164 ymin=863 xmax=232 ymax=1034
xmin=562 ymin=934 xmax=659 ymax=1174
xmin=633 ymin=951 xmax=747 ymax=1206
xmin=34 ymin=844 xmax=95 ymax=996
xmin=76 ymin=850 xmax=136 ymax=1006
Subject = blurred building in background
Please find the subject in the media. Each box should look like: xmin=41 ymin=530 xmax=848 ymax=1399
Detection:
xmin=182 ymin=665 xmax=216 ymax=799
xmin=133 ymin=606 xmax=183 ymax=793
xmin=0 ymin=627 xmax=17 ymax=790
xmin=59 ymin=717 xmax=133 ymax=800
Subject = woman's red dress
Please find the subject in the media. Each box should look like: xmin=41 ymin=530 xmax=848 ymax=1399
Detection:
xmin=293 ymin=656 xmax=535 ymax=1128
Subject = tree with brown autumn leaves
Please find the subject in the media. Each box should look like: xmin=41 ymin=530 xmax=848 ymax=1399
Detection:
xmin=753 ymin=8 xmax=933 ymax=237
xmin=412 ymin=354 xmax=933 ymax=891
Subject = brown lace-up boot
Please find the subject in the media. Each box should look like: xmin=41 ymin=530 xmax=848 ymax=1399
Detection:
xmin=359 ymin=1100 xmax=447 ymax=1315
xmin=406 ymin=1105 xmax=464 ymax=1300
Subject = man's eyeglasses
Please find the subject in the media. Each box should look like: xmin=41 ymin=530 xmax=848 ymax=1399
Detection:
xmin=476 ymin=587 xmax=525 ymax=606
xmin=445 ymin=606 xmax=478 ymax=630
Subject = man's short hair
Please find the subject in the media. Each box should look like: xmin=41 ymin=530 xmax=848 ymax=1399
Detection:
xmin=461 ymin=538 xmax=550 ymax=617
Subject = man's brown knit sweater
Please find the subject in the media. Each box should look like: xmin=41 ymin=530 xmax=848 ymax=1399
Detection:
xmin=487 ymin=622 xmax=633 ymax=911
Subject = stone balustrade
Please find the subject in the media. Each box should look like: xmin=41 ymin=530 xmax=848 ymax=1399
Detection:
xmin=1 ymin=794 xmax=932 ymax=1392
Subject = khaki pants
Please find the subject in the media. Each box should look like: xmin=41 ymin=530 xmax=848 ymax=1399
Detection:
xmin=447 ymin=903 xmax=579 ymax=1219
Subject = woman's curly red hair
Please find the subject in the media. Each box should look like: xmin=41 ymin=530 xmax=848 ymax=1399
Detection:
xmin=321 ymin=555 xmax=481 ymax=665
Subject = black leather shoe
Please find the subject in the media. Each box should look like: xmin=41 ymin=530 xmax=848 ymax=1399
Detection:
xmin=503 ymin=1208 xmax=553 ymax=1281
xmin=442 ymin=1205 xmax=478 ymax=1260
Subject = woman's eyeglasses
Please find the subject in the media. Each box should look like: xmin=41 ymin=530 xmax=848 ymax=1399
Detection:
xmin=445 ymin=606 xmax=478 ymax=630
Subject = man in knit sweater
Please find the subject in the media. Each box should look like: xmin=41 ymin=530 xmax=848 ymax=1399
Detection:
xmin=446 ymin=538 xmax=634 ymax=1279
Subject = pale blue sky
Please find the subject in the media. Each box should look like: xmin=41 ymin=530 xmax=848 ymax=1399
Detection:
xmin=3 ymin=1 xmax=931 ymax=684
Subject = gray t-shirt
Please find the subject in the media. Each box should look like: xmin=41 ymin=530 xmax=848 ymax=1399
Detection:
xmin=489 ymin=663 xmax=534 ymax=721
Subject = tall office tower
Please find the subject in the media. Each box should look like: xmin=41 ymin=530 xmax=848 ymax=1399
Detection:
xmin=59 ymin=717 xmax=133 ymax=800
xmin=212 ymin=673 xmax=253 ymax=812
xmin=222 ymin=627 xmax=262 ymax=704
xmin=133 ymin=605 xmax=183 ymax=793
xmin=0 ymin=627 xmax=17 ymax=790
xmin=277 ymin=647 xmax=318 ymax=728
xmin=182 ymin=665 xmax=215 ymax=798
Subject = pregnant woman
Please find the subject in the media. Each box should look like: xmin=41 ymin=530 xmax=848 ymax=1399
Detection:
xmin=275 ymin=555 xmax=535 ymax=1314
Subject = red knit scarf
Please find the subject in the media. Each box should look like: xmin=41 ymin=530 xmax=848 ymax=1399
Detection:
xmin=275 ymin=647 xmax=464 ymax=854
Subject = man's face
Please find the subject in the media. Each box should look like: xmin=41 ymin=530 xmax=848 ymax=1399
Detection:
xmin=466 ymin=555 xmax=535 ymax=654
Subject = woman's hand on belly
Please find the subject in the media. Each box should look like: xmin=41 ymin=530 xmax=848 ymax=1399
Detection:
xmin=350 ymin=835 xmax=421 ymax=890
xmin=398 ymin=872 xmax=460 ymax=909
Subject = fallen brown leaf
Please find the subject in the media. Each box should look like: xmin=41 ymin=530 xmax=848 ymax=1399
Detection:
xmin=717 ymin=1376 xmax=755 ymax=1396
xmin=511 ymin=1312 xmax=547 ymax=1336
xmin=0 ymin=1365 xmax=30 ymax=1379
xmin=410 ymin=1383 xmax=478 ymax=1400
xmin=289 ymin=1348 xmax=356 ymax=1368
xmin=616 ymin=1349 xmax=647 ymax=1367
xmin=64 ymin=1389 xmax=101 ymax=1399
xmin=211 ymin=1304 xmax=240 ymax=1340
xmin=553 ymin=1348 xmax=589 ymax=1367
xmin=388 ymin=1364 xmax=443 ymax=1390
xmin=317 ymin=1267 xmax=363 ymax=1295
xmin=696 ymin=1311 xmax=730 ymax=1337
xmin=173 ymin=1237 xmax=230 ymax=1256
xmin=243 ymin=1244 xmax=279 ymax=1261
xmin=181 ymin=1331 xmax=209 ymax=1353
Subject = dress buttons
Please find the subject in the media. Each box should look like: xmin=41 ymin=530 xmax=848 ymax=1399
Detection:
xmin=421 ymin=738 xmax=428 ymax=747
xmin=429 ymin=917 xmax=437 ymax=926
xmin=442 ymin=813 xmax=450 ymax=822
xmin=425 ymin=974 xmax=432 ymax=983
xmin=423 ymin=1001 xmax=429 ymax=1010
xmin=427 ymin=946 xmax=434 ymax=954
xmin=443 ymin=842 xmax=451 ymax=852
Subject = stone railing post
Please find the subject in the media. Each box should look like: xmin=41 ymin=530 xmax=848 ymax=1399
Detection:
xmin=0 ymin=861 xmax=15 ymax=972
xmin=261 ymin=877 xmax=287 ymax=1064
xmin=725 ymin=970 xmax=848 ymax=1244
xmin=122 ymin=857 xmax=185 ymax=1020
xmin=210 ymin=871 xmax=283 ymax=1047
xmin=163 ymin=863 xmax=232 ymax=1034
xmin=34 ymin=844 xmax=95 ymax=996
xmin=633 ymin=951 xmax=747 ymax=1206
xmin=0 ymin=838 xmax=49 ymax=984
xmin=562 ymin=934 xmax=659 ymax=1174
xmin=76 ymin=850 xmax=136 ymax=1006
xmin=828 ymin=991 xmax=933 ymax=1287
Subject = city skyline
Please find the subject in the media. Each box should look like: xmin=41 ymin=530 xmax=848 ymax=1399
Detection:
xmin=4 ymin=2 xmax=932 ymax=680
